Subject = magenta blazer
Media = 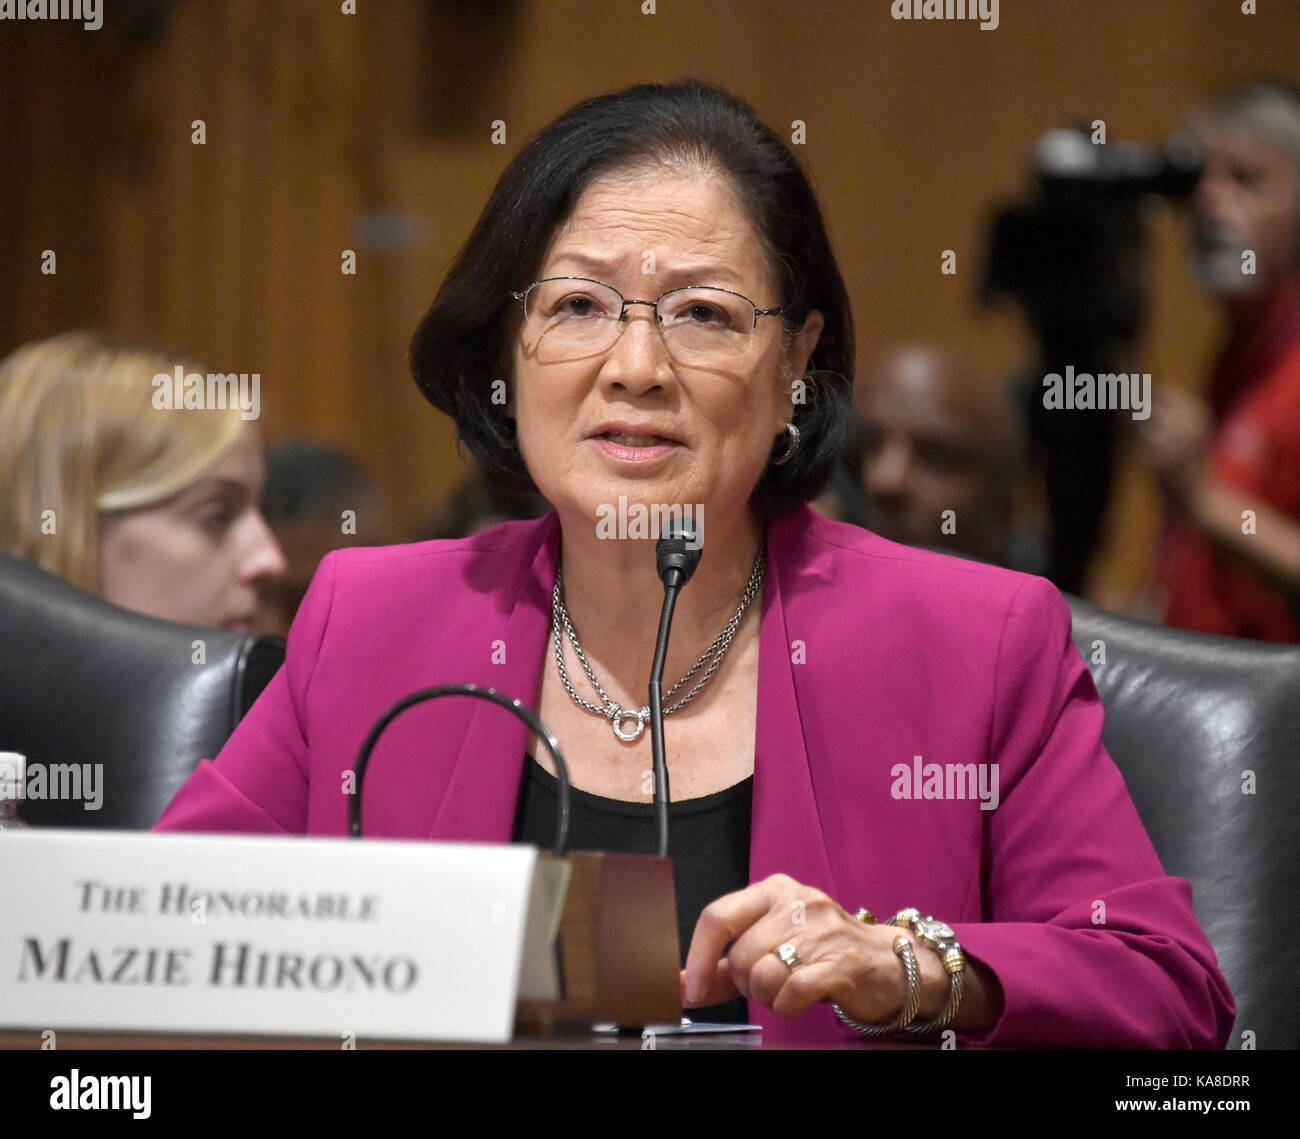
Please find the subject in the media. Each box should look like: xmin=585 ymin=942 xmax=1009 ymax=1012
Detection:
xmin=154 ymin=506 xmax=1233 ymax=1047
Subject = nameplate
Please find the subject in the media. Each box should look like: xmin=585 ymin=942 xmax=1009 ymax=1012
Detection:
xmin=0 ymin=829 xmax=562 ymax=1043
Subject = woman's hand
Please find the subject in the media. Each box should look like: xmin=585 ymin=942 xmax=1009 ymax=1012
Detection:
xmin=680 ymin=874 xmax=943 ymax=1023
xmin=681 ymin=873 xmax=1002 ymax=1032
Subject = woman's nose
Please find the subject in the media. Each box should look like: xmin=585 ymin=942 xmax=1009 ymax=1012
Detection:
xmin=241 ymin=511 xmax=289 ymax=583
xmin=601 ymin=307 xmax=674 ymax=392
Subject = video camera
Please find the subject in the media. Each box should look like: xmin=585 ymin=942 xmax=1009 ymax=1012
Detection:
xmin=982 ymin=126 xmax=1202 ymax=342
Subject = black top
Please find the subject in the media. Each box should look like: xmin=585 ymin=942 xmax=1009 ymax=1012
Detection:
xmin=511 ymin=754 xmax=753 ymax=1024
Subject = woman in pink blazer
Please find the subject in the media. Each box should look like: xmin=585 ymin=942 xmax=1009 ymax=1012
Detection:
xmin=156 ymin=79 xmax=1233 ymax=1048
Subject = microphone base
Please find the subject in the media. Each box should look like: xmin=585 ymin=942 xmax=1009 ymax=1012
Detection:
xmin=516 ymin=851 xmax=681 ymax=1033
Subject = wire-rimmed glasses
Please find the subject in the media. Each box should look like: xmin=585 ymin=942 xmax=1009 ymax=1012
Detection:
xmin=508 ymin=277 xmax=785 ymax=357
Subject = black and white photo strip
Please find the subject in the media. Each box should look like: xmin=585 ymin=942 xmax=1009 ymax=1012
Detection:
xmin=1 ymin=0 xmax=1294 ymax=1123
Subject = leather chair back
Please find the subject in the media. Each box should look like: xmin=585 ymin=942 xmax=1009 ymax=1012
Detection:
xmin=1066 ymin=595 xmax=1300 ymax=1050
xmin=0 ymin=552 xmax=284 ymax=830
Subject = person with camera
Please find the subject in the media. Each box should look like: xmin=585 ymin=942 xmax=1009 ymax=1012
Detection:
xmin=1139 ymin=78 xmax=1300 ymax=642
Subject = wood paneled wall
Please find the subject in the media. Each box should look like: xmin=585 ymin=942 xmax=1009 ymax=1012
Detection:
xmin=3 ymin=0 xmax=1297 ymax=601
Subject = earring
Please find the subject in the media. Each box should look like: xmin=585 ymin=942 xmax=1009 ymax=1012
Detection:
xmin=772 ymin=421 xmax=801 ymax=466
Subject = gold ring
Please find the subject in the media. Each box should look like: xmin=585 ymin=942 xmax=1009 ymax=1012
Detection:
xmin=852 ymin=908 xmax=877 ymax=924
xmin=775 ymin=942 xmax=802 ymax=969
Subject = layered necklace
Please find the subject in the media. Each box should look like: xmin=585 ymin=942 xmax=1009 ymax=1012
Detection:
xmin=550 ymin=544 xmax=766 ymax=742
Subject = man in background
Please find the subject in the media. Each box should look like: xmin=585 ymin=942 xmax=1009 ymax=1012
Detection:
xmin=830 ymin=344 xmax=1041 ymax=573
xmin=1139 ymin=78 xmax=1300 ymax=642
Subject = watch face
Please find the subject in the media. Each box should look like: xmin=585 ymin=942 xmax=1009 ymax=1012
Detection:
xmin=915 ymin=917 xmax=954 ymax=943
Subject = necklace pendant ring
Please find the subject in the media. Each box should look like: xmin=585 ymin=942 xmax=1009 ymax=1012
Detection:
xmin=610 ymin=706 xmax=648 ymax=742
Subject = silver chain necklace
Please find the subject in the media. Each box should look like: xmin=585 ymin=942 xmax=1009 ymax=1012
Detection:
xmin=550 ymin=544 xmax=765 ymax=742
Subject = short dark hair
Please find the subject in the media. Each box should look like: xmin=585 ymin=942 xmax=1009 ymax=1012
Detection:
xmin=260 ymin=438 xmax=378 ymax=526
xmin=410 ymin=79 xmax=855 ymax=518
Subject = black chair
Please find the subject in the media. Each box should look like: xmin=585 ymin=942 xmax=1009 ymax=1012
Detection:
xmin=0 ymin=551 xmax=284 ymax=830
xmin=1065 ymin=594 xmax=1300 ymax=1050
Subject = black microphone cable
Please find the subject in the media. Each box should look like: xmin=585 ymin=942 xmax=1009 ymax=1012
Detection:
xmin=348 ymin=684 xmax=571 ymax=857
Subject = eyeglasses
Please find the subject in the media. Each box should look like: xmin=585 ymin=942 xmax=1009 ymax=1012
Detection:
xmin=508 ymin=277 xmax=785 ymax=357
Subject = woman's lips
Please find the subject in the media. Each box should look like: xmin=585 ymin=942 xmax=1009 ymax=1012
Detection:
xmin=590 ymin=434 xmax=682 ymax=463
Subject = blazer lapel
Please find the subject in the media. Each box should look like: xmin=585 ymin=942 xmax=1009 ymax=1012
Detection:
xmin=750 ymin=511 xmax=839 ymax=896
xmin=427 ymin=513 xmax=559 ymax=843
xmin=748 ymin=510 xmax=844 ymax=1040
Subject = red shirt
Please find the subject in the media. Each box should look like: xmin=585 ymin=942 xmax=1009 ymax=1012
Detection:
xmin=1160 ymin=281 xmax=1300 ymax=642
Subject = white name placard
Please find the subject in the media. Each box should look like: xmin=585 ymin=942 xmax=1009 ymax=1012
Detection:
xmin=0 ymin=829 xmax=558 ymax=1043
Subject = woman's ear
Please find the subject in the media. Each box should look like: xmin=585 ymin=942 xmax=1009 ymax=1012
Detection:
xmin=791 ymin=310 xmax=824 ymax=378
xmin=778 ymin=310 xmax=824 ymax=423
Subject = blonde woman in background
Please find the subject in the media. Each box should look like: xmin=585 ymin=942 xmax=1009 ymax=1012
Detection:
xmin=0 ymin=330 xmax=286 ymax=631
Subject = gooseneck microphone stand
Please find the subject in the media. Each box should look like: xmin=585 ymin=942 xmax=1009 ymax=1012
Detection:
xmin=649 ymin=520 xmax=704 ymax=858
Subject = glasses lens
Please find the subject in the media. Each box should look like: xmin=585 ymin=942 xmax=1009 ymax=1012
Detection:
xmin=526 ymin=279 xmax=622 ymax=346
xmin=657 ymin=288 xmax=755 ymax=354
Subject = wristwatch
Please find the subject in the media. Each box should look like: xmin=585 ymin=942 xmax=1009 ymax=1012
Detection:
xmin=889 ymin=908 xmax=966 ymax=1033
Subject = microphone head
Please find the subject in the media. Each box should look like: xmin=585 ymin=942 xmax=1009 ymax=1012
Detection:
xmin=656 ymin=518 xmax=703 ymax=587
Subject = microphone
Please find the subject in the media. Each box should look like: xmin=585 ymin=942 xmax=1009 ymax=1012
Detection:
xmin=656 ymin=521 xmax=703 ymax=590
xmin=649 ymin=519 xmax=703 ymax=857
xmin=348 ymin=684 xmax=571 ymax=856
